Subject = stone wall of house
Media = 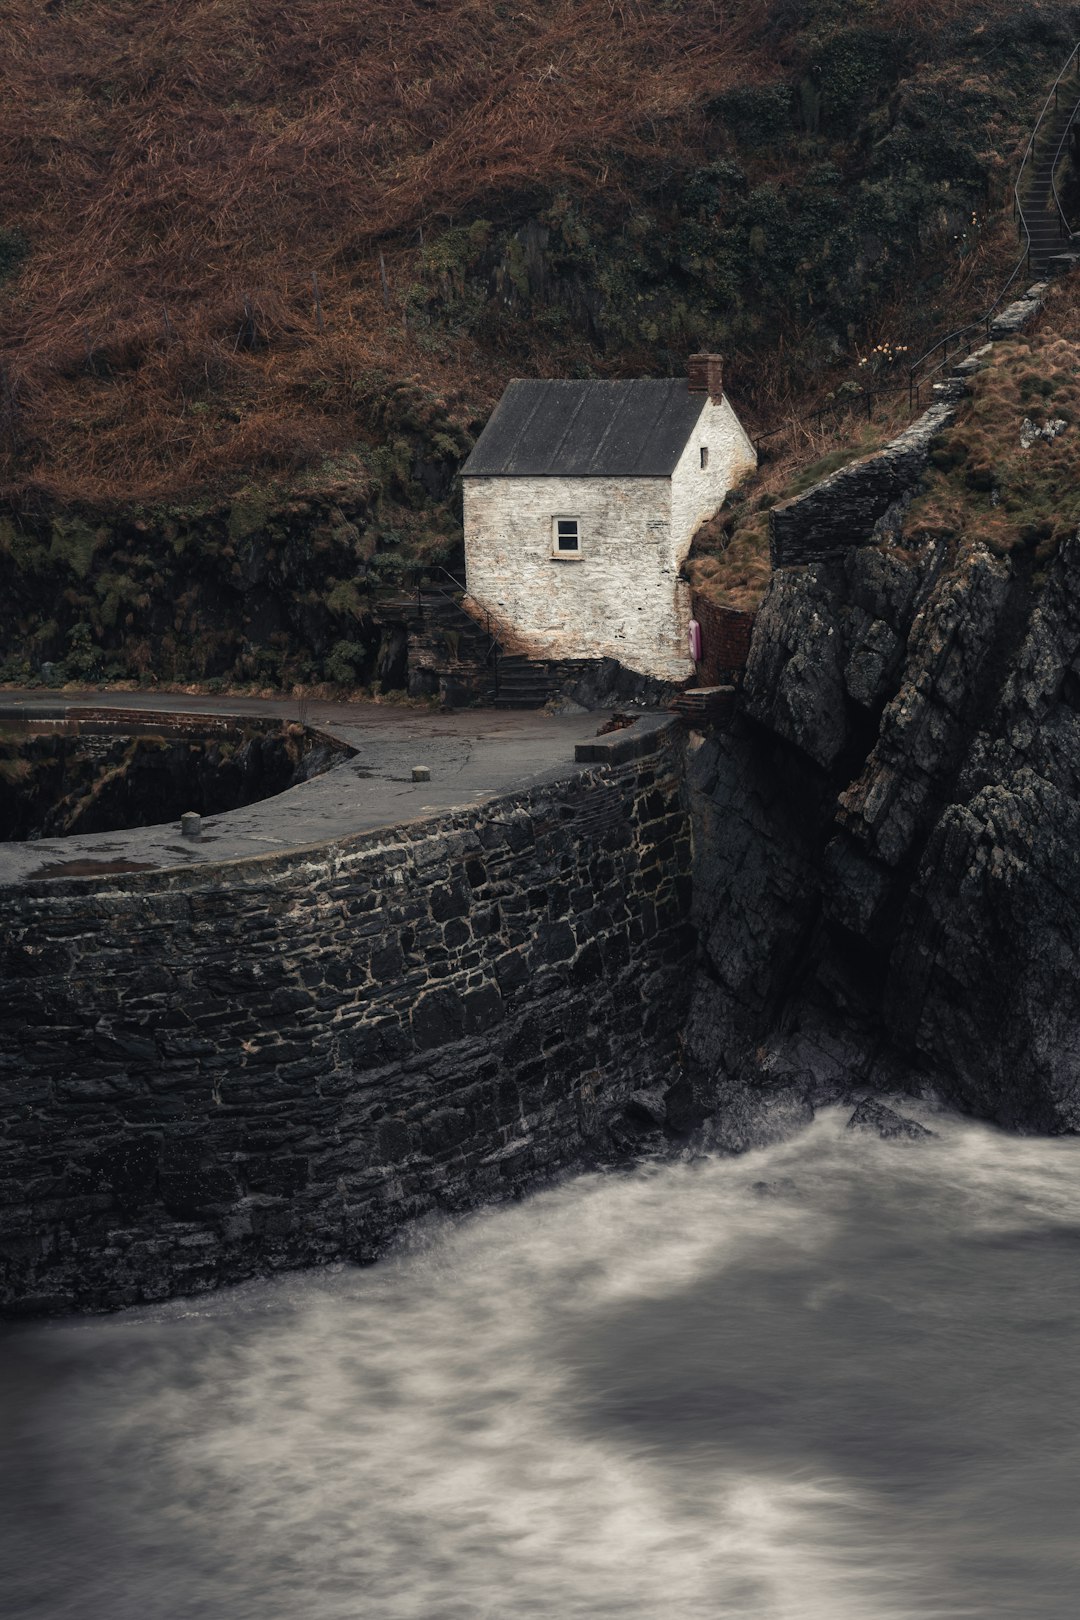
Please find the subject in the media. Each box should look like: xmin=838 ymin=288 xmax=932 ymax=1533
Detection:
xmin=670 ymin=394 xmax=758 ymax=566
xmin=0 ymin=732 xmax=694 ymax=1315
xmin=463 ymin=473 xmax=687 ymax=678
xmin=462 ymin=395 xmax=755 ymax=683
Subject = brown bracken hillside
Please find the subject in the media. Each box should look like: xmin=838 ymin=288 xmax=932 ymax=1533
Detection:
xmin=0 ymin=0 xmax=1076 ymax=503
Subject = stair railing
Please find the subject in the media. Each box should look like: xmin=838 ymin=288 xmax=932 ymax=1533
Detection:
xmin=1050 ymin=93 xmax=1080 ymax=244
xmin=399 ymin=564 xmax=503 ymax=697
xmin=907 ymin=40 xmax=1080 ymax=410
xmin=486 ymin=614 xmax=500 ymax=699
xmin=753 ymin=46 xmax=1080 ymax=450
xmin=426 ymin=564 xmax=468 ymax=594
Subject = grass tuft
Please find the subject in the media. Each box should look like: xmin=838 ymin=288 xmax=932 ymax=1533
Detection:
xmin=904 ymin=295 xmax=1080 ymax=564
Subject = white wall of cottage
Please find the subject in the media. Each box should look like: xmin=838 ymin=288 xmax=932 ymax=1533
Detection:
xmin=462 ymin=391 xmax=756 ymax=681
xmin=670 ymin=394 xmax=758 ymax=560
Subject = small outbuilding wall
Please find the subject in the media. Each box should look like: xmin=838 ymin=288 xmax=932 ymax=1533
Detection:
xmin=670 ymin=394 xmax=757 ymax=555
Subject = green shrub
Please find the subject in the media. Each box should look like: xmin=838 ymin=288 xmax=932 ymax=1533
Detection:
xmin=323 ymin=640 xmax=369 ymax=684
xmin=711 ymin=84 xmax=793 ymax=146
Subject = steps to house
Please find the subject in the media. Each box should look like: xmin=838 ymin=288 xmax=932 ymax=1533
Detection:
xmin=487 ymin=656 xmax=596 ymax=710
xmin=376 ymin=588 xmax=604 ymax=709
xmin=380 ymin=587 xmax=498 ymax=660
xmin=670 ymin=685 xmax=736 ymax=724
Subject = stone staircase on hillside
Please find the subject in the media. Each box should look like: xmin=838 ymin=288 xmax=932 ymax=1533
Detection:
xmin=1019 ymin=87 xmax=1080 ymax=272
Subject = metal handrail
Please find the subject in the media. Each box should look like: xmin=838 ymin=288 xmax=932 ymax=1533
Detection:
xmin=754 ymin=382 xmax=882 ymax=445
xmin=424 ymin=564 xmax=468 ymax=594
xmin=422 ymin=570 xmax=501 ymax=691
xmin=907 ymin=41 xmax=1080 ymax=408
xmin=752 ymin=47 xmax=1080 ymax=450
xmin=397 ymin=566 xmax=502 ymax=697
xmin=1050 ymin=89 xmax=1080 ymax=242
xmin=1027 ymin=39 xmax=1080 ymax=234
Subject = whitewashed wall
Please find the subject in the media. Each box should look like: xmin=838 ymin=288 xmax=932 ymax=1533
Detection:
xmin=667 ymin=395 xmax=758 ymax=665
xmin=670 ymin=395 xmax=758 ymax=555
xmin=463 ymin=394 xmax=757 ymax=681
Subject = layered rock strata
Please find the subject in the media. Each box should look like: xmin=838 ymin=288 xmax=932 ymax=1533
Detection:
xmin=685 ymin=285 xmax=1080 ymax=1136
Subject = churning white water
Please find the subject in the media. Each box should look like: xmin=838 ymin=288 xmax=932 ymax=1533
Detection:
xmin=2 ymin=1107 xmax=1079 ymax=1619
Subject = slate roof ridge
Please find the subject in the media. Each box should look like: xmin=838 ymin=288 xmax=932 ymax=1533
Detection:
xmin=462 ymin=376 xmax=710 ymax=479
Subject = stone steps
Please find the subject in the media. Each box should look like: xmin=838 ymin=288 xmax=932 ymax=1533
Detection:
xmin=669 ymin=685 xmax=737 ymax=724
xmin=382 ymin=589 xmax=501 ymax=701
xmin=488 ymin=657 xmax=596 ymax=710
xmin=1017 ymin=92 xmax=1080 ymax=269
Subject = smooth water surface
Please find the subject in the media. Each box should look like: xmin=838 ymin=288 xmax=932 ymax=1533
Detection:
xmin=2 ymin=1108 xmax=1078 ymax=1619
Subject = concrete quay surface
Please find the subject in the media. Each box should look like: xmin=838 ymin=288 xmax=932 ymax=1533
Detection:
xmin=0 ymin=689 xmax=671 ymax=884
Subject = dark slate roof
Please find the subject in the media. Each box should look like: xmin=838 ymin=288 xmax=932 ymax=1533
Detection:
xmin=461 ymin=378 xmax=708 ymax=477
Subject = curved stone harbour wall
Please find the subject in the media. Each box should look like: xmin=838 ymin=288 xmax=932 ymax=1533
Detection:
xmin=0 ymin=732 xmax=693 ymax=1314
xmin=0 ymin=713 xmax=349 ymax=843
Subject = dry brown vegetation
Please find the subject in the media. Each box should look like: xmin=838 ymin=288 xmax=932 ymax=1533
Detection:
xmin=0 ymin=0 xmax=774 ymax=500
xmin=0 ymin=0 xmax=1049 ymax=503
xmin=691 ymin=277 xmax=1080 ymax=612
xmin=686 ymin=415 xmax=895 ymax=610
xmin=905 ymin=282 xmax=1080 ymax=565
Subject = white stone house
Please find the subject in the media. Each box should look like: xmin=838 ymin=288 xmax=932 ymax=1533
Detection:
xmin=460 ymin=354 xmax=756 ymax=682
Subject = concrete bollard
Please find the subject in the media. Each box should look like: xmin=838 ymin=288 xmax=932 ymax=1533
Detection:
xmin=411 ymin=765 xmax=431 ymax=782
xmin=180 ymin=811 xmax=202 ymax=839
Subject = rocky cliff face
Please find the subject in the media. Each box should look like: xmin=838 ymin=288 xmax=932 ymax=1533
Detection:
xmin=686 ymin=489 xmax=1080 ymax=1138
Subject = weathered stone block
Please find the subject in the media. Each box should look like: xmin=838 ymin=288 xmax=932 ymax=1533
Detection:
xmin=411 ymin=987 xmax=465 ymax=1050
xmin=462 ymin=984 xmax=505 ymax=1034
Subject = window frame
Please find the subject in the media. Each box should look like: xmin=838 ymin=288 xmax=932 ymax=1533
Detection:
xmin=700 ymin=446 xmax=709 ymax=470
xmin=551 ymin=515 xmax=582 ymax=559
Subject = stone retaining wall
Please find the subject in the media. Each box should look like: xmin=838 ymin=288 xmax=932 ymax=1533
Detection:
xmin=768 ymin=282 xmax=1050 ymax=569
xmin=769 ymin=402 xmax=959 ymax=568
xmin=0 ymin=731 xmax=693 ymax=1313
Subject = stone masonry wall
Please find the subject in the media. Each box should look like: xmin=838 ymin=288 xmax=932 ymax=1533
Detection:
xmin=768 ymin=401 xmax=959 ymax=568
xmin=692 ymin=598 xmax=755 ymax=685
xmin=0 ymin=733 xmax=693 ymax=1314
xmin=669 ymin=394 xmax=758 ymax=570
xmin=464 ymin=472 xmax=685 ymax=678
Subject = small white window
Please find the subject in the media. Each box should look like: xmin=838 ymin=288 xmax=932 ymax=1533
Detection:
xmin=552 ymin=517 xmax=581 ymax=558
xmin=700 ymin=446 xmax=709 ymax=469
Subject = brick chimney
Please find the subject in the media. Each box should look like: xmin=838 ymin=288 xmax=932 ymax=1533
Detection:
xmin=687 ymin=352 xmax=724 ymax=402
